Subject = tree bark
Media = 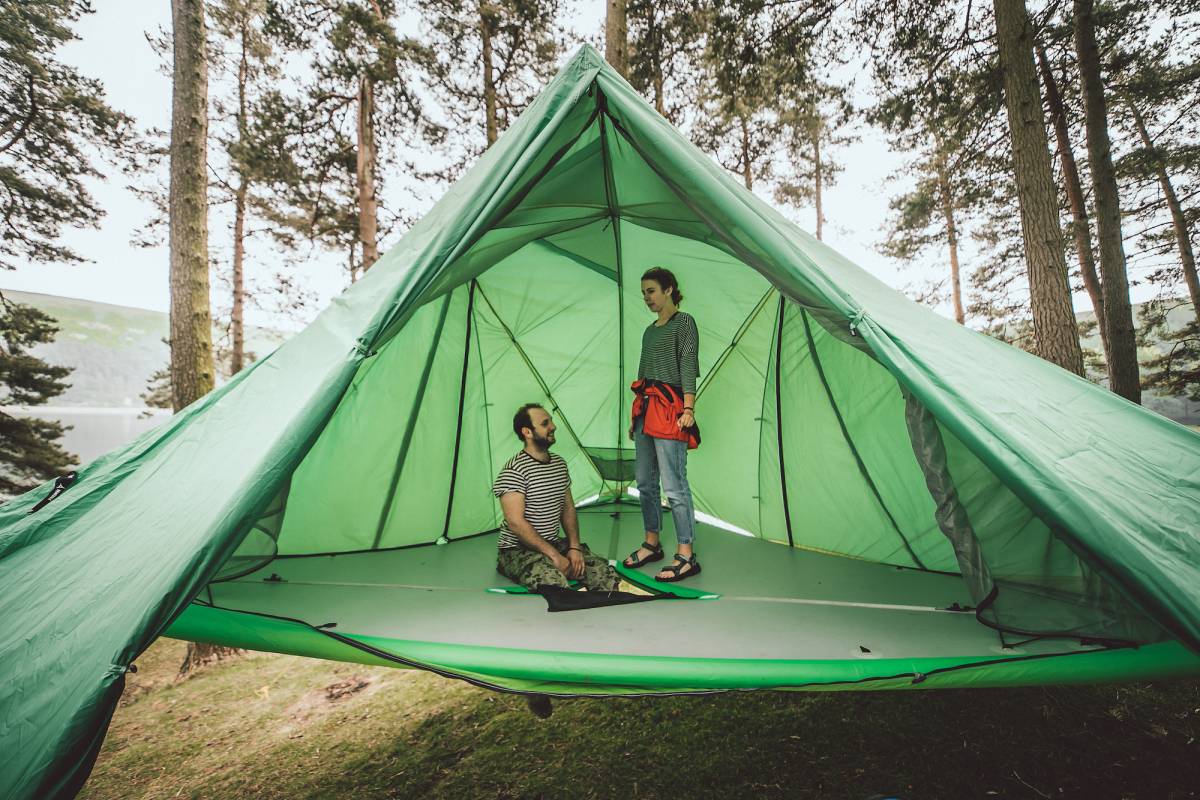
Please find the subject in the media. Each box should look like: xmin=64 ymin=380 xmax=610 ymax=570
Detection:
xmin=1036 ymin=43 xmax=1108 ymax=357
xmin=652 ymin=14 xmax=672 ymax=117
xmin=230 ymin=19 xmax=249 ymax=376
xmin=812 ymin=125 xmax=824 ymax=241
xmin=740 ymin=114 xmax=752 ymax=190
xmin=179 ymin=641 xmax=241 ymax=676
xmin=932 ymin=137 xmax=966 ymax=325
xmin=480 ymin=2 xmax=498 ymax=148
xmin=232 ymin=178 xmax=246 ymax=374
xmin=1125 ymin=97 xmax=1200 ymax=323
xmin=169 ymin=0 xmax=215 ymax=411
xmin=992 ymin=0 xmax=1085 ymax=375
xmin=606 ymin=0 xmax=628 ymax=78
xmin=356 ymin=74 xmax=379 ymax=271
xmin=1073 ymin=0 xmax=1140 ymax=402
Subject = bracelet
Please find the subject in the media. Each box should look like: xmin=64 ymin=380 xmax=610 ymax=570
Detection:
xmin=568 ymin=546 xmax=583 ymax=552
xmin=683 ymin=407 xmax=694 ymax=411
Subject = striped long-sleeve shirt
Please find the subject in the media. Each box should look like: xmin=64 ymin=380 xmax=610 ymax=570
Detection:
xmin=637 ymin=311 xmax=699 ymax=395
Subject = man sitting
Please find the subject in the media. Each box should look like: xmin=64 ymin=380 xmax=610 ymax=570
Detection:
xmin=494 ymin=403 xmax=619 ymax=593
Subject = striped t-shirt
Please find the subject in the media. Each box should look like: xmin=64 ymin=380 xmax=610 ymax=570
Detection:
xmin=638 ymin=311 xmax=700 ymax=395
xmin=492 ymin=450 xmax=572 ymax=550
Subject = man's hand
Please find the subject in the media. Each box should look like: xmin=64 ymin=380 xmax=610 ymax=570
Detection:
xmin=566 ymin=547 xmax=585 ymax=579
xmin=551 ymin=550 xmax=573 ymax=577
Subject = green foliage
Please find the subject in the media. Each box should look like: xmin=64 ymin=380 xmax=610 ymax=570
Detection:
xmin=418 ymin=0 xmax=562 ymax=169
xmin=627 ymin=0 xmax=707 ymax=125
xmin=0 ymin=0 xmax=136 ymax=270
xmin=1105 ymin=2 xmax=1200 ymax=300
xmin=692 ymin=2 xmax=781 ymax=189
xmin=1140 ymin=298 xmax=1200 ymax=400
xmin=255 ymin=0 xmax=444 ymax=267
xmin=0 ymin=293 xmax=75 ymax=496
xmin=861 ymin=0 xmax=1025 ymax=326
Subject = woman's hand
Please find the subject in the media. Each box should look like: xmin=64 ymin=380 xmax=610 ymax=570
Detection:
xmin=678 ymin=410 xmax=695 ymax=429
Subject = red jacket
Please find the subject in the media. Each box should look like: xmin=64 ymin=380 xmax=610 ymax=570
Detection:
xmin=631 ymin=378 xmax=701 ymax=449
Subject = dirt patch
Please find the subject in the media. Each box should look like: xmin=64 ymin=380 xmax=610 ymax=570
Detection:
xmin=277 ymin=673 xmax=388 ymax=738
xmin=324 ymin=675 xmax=371 ymax=701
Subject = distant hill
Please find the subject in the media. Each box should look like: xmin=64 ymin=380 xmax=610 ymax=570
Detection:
xmin=2 ymin=290 xmax=287 ymax=407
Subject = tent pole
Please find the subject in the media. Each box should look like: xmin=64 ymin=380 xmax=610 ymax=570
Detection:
xmin=440 ymin=279 xmax=477 ymax=544
xmin=695 ymin=287 xmax=775 ymax=400
xmin=474 ymin=283 xmax=606 ymax=487
xmin=597 ymin=100 xmax=627 ymax=498
xmin=799 ymin=309 xmax=926 ymax=569
xmin=371 ymin=293 xmax=454 ymax=549
xmin=775 ymin=295 xmax=796 ymax=547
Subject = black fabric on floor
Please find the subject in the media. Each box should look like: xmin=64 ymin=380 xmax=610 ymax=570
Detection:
xmin=537 ymin=585 xmax=671 ymax=612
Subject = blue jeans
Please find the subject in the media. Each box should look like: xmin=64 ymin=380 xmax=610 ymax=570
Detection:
xmin=633 ymin=416 xmax=696 ymax=546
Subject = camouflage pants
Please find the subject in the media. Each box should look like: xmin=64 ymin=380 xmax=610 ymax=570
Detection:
xmin=497 ymin=540 xmax=620 ymax=592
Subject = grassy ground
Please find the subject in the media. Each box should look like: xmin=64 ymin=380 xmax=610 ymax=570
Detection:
xmin=80 ymin=638 xmax=1200 ymax=800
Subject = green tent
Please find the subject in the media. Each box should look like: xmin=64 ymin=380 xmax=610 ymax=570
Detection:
xmin=3 ymin=44 xmax=1199 ymax=799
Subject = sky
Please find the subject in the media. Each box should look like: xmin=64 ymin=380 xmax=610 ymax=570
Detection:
xmin=1 ymin=2 xmax=981 ymax=330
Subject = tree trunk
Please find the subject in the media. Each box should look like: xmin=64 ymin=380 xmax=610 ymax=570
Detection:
xmin=230 ymin=20 xmax=249 ymax=376
xmin=812 ymin=125 xmax=824 ymax=241
xmin=647 ymin=12 xmax=666 ymax=116
xmin=740 ymin=114 xmax=752 ymax=190
xmin=169 ymin=0 xmax=215 ymax=411
xmin=232 ymin=178 xmax=246 ymax=374
xmin=1125 ymin=97 xmax=1200 ymax=323
xmin=1036 ymin=43 xmax=1108 ymax=358
xmin=606 ymin=0 xmax=628 ymax=77
xmin=1073 ymin=0 xmax=1140 ymax=402
xmin=356 ymin=74 xmax=379 ymax=271
xmin=480 ymin=2 xmax=498 ymax=148
xmin=179 ymin=641 xmax=241 ymax=676
xmin=932 ymin=138 xmax=965 ymax=325
xmin=992 ymin=0 xmax=1085 ymax=375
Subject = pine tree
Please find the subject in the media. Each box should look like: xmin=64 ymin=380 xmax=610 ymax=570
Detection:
xmin=769 ymin=25 xmax=855 ymax=244
xmin=1035 ymin=40 xmax=1108 ymax=358
xmin=0 ymin=294 xmax=75 ymax=497
xmin=627 ymin=0 xmax=706 ymax=124
xmin=170 ymin=0 xmax=217 ymax=411
xmin=1105 ymin=2 xmax=1200 ymax=400
xmin=209 ymin=0 xmax=279 ymax=374
xmin=264 ymin=0 xmax=442 ymax=276
xmin=992 ymin=0 xmax=1085 ymax=375
xmin=0 ymin=0 xmax=135 ymax=270
xmin=418 ymin=0 xmax=561 ymax=159
xmin=1072 ymin=0 xmax=1140 ymax=402
xmin=606 ymin=0 xmax=628 ymax=77
xmin=863 ymin=1 xmax=1012 ymax=327
xmin=693 ymin=2 xmax=780 ymax=191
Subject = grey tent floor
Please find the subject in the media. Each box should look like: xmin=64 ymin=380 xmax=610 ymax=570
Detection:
xmin=209 ymin=502 xmax=1104 ymax=662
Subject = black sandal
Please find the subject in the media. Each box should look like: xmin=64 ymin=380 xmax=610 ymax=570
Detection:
xmin=623 ymin=540 xmax=664 ymax=568
xmin=656 ymin=554 xmax=701 ymax=582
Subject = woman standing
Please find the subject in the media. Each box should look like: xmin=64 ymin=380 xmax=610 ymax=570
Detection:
xmin=624 ymin=267 xmax=701 ymax=582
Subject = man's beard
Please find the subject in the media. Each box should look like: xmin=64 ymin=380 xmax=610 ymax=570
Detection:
xmin=531 ymin=432 xmax=555 ymax=450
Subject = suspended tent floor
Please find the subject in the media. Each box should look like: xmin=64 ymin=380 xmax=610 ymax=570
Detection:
xmin=167 ymin=501 xmax=1198 ymax=694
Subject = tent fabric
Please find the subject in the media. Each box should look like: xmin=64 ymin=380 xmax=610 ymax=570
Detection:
xmin=172 ymin=502 xmax=1198 ymax=689
xmin=2 ymin=44 xmax=1199 ymax=800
